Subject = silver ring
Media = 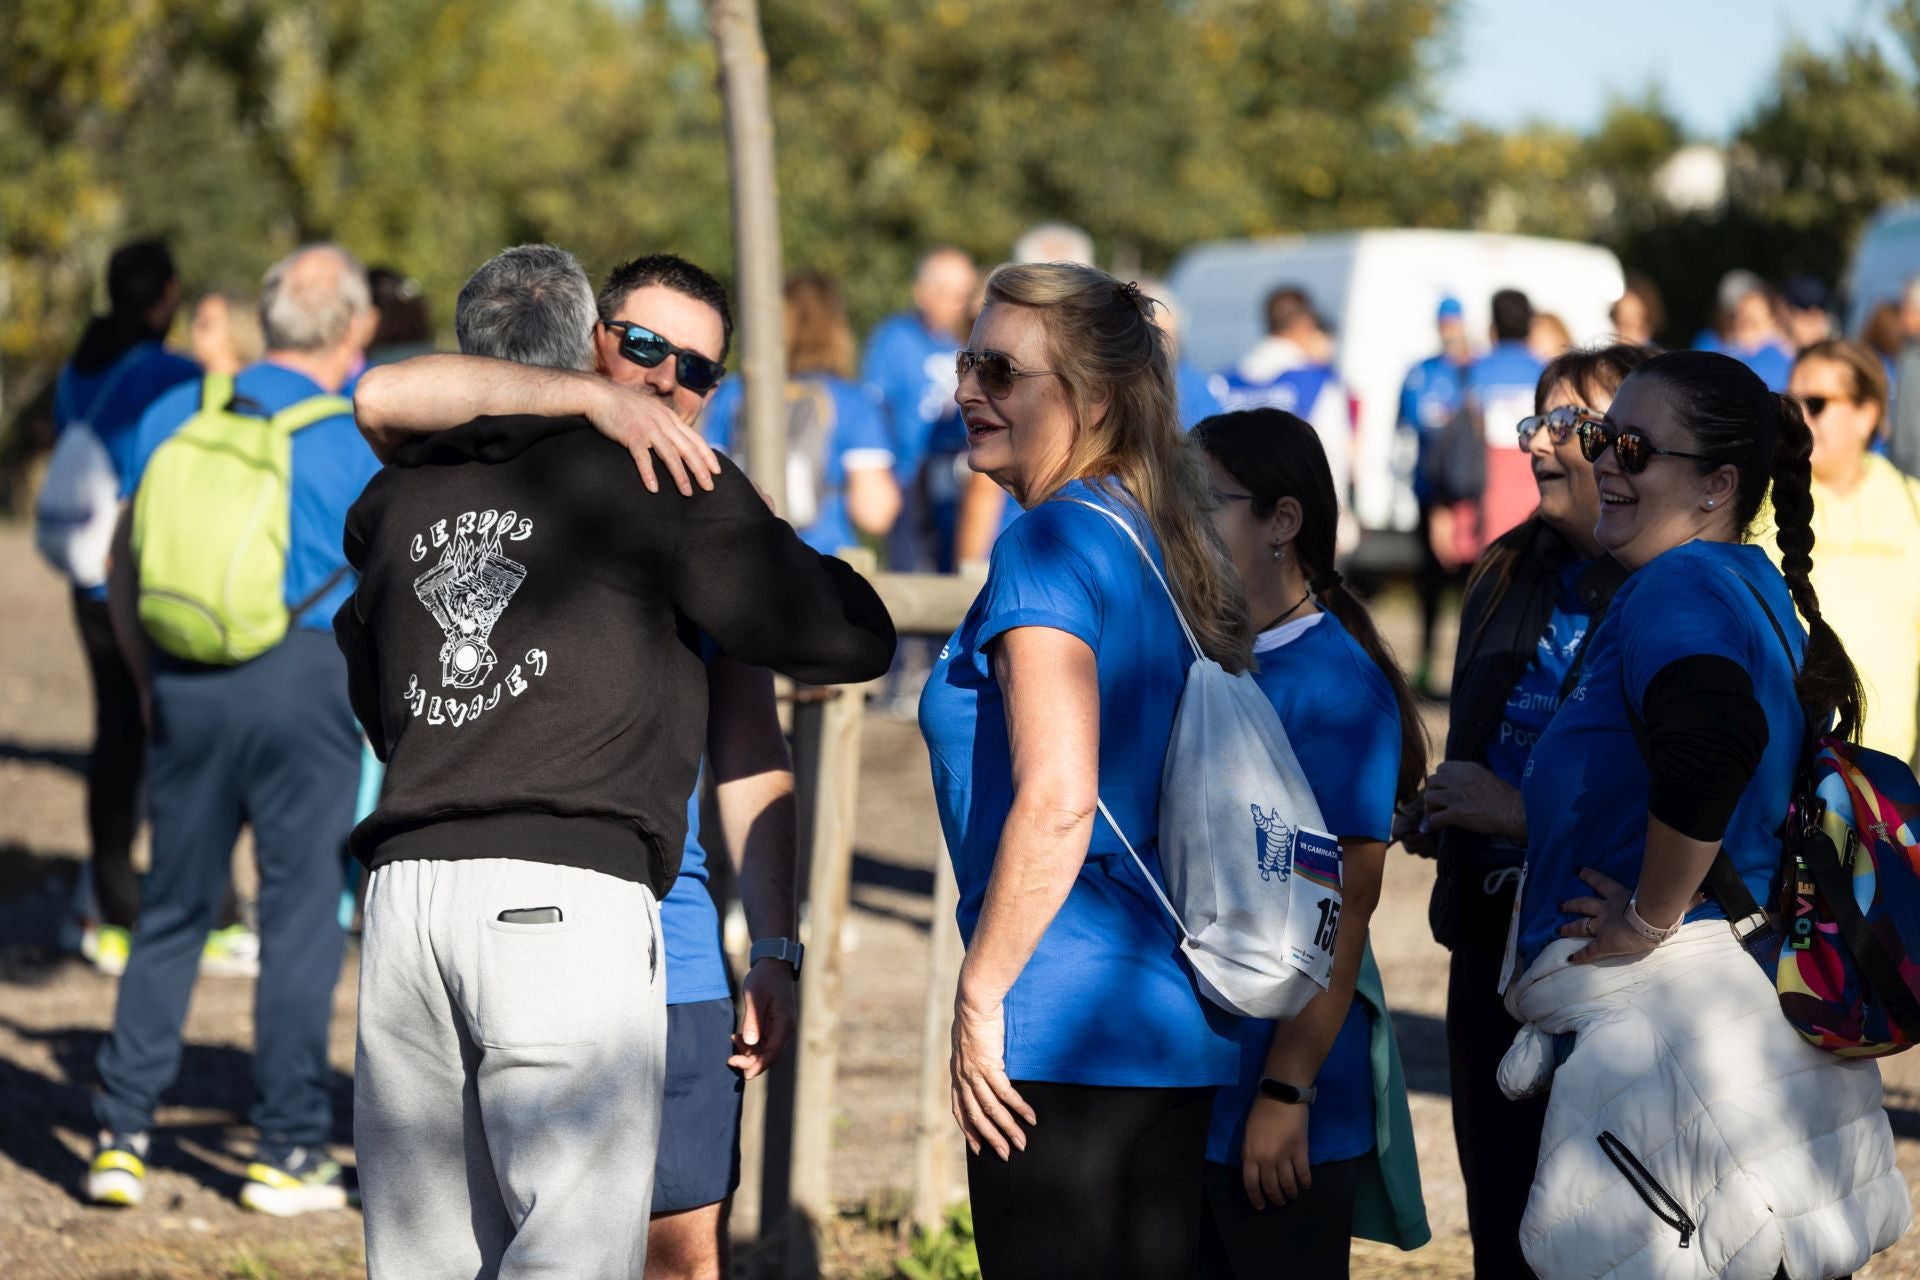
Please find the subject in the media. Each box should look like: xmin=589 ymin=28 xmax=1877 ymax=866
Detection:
xmin=1586 ymin=918 xmax=1597 ymax=936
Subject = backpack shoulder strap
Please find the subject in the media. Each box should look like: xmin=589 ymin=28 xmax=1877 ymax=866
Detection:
xmin=1060 ymin=496 xmax=1201 ymax=944
xmin=74 ymin=345 xmax=153 ymax=428
xmin=1064 ymin=497 xmax=1204 ymax=663
xmin=269 ymin=394 xmax=353 ymax=435
xmin=198 ymin=372 xmax=238 ymax=416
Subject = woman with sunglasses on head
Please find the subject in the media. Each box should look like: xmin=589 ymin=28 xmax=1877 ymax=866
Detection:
xmin=1190 ymin=409 xmax=1431 ymax=1278
xmin=1394 ymin=343 xmax=1648 ymax=1278
xmin=919 ymin=263 xmax=1253 ymax=1279
xmin=1786 ymin=340 xmax=1920 ymax=766
xmin=1501 ymin=350 xmax=1905 ymax=1278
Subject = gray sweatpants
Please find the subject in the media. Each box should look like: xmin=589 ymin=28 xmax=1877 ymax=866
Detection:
xmin=355 ymin=858 xmax=666 ymax=1279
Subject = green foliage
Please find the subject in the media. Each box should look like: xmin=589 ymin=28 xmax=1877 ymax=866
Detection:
xmin=894 ymin=1201 xmax=980 ymax=1280
xmin=7 ymin=0 xmax=1920 ymax=449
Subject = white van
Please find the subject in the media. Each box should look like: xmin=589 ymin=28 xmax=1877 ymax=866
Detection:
xmin=1844 ymin=202 xmax=1920 ymax=337
xmin=1168 ymin=229 xmax=1625 ymax=537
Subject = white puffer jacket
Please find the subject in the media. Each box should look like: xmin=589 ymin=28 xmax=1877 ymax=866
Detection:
xmin=1499 ymin=922 xmax=1910 ymax=1279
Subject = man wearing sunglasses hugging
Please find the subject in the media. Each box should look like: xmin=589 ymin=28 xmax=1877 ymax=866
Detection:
xmin=349 ymin=248 xmax=883 ymax=1279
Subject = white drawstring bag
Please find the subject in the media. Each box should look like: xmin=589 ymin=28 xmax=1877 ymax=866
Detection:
xmin=1071 ymin=499 xmax=1342 ymax=1020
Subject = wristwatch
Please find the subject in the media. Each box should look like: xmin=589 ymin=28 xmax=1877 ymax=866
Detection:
xmin=1257 ymin=1077 xmax=1317 ymax=1105
xmin=749 ymin=937 xmax=805 ymax=977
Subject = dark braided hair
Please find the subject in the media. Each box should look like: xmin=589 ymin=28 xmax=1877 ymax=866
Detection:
xmin=1192 ymin=409 xmax=1429 ymax=804
xmin=1630 ymin=350 xmax=1865 ymax=743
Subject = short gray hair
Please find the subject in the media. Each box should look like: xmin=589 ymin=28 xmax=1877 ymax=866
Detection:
xmin=1012 ymin=221 xmax=1096 ymax=268
xmin=260 ymin=244 xmax=371 ymax=353
xmin=455 ymin=245 xmax=596 ymax=371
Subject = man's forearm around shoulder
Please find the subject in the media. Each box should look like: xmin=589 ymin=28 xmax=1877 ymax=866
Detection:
xmin=354 ymin=354 xmax=607 ymax=458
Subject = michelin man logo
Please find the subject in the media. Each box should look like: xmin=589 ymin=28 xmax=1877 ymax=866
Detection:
xmin=413 ymin=513 xmax=529 ymax=690
xmin=1252 ymin=804 xmax=1295 ymax=883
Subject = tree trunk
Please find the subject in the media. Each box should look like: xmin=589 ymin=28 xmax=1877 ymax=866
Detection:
xmin=710 ymin=0 xmax=787 ymax=515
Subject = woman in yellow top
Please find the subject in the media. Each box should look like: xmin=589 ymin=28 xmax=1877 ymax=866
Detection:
xmin=1786 ymin=339 xmax=1920 ymax=763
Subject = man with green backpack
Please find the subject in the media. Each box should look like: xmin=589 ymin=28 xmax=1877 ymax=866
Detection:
xmin=88 ymin=244 xmax=380 ymax=1217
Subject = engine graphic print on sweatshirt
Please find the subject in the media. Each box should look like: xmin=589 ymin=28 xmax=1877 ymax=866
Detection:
xmin=400 ymin=507 xmax=548 ymax=729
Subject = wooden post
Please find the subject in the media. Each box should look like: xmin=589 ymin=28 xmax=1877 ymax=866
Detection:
xmin=912 ymin=847 xmax=964 ymax=1230
xmin=709 ymin=0 xmax=787 ymax=514
xmin=788 ymin=670 xmax=868 ymax=1227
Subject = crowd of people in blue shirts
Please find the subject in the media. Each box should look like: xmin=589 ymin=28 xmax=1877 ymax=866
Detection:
xmin=28 ymin=227 xmax=1920 ymax=1280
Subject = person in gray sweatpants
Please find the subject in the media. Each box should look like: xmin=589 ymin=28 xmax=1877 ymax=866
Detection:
xmin=355 ymin=860 xmax=663 ymax=1274
xmin=336 ymin=244 xmax=895 ymax=1279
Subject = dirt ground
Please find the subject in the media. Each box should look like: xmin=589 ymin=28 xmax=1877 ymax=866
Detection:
xmin=4 ymin=517 xmax=1920 ymax=1279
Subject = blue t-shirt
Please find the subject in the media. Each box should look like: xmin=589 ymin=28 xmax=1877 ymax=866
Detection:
xmin=123 ymin=361 xmax=379 ymax=633
xmin=1398 ymin=352 xmax=1468 ymax=506
xmin=1513 ymin=541 xmax=1806 ymax=975
xmin=55 ymin=343 xmax=202 ymax=599
xmin=1207 ymin=612 xmax=1398 ymax=1169
xmin=919 ymin=479 xmax=1238 ymax=1087
xmin=663 ymin=775 xmax=731 ymax=1006
xmin=1480 ymin=558 xmax=1593 ymax=792
xmin=702 ymin=373 xmax=896 ymax=556
xmin=1175 ymin=359 xmax=1224 ymax=431
xmin=1727 ymin=339 xmax=1794 ymax=393
xmin=861 ymin=311 xmax=963 ymax=486
xmin=1211 ymin=361 xmax=1337 ymax=419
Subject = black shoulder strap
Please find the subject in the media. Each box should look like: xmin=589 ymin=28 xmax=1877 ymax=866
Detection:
xmin=290 ymin=566 xmax=352 ymax=619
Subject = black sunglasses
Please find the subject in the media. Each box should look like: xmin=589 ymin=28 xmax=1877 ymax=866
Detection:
xmin=1576 ymin=418 xmax=1738 ymax=474
xmin=956 ymin=349 xmax=1062 ymax=401
xmin=600 ymin=321 xmax=726 ymax=394
xmin=1517 ymin=405 xmax=1603 ymax=447
xmin=1800 ymin=394 xmax=1855 ymax=417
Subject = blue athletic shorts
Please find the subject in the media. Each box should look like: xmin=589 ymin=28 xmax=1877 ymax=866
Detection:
xmin=652 ymin=996 xmax=744 ymax=1214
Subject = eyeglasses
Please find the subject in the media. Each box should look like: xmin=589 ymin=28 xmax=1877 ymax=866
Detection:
xmin=599 ymin=321 xmax=726 ymax=394
xmin=956 ymin=349 xmax=1062 ymax=401
xmin=1209 ymin=489 xmax=1258 ymax=504
xmin=1576 ymin=418 xmax=1739 ymax=474
xmin=1517 ymin=405 xmax=1603 ymax=446
xmin=1800 ymin=394 xmax=1855 ymax=417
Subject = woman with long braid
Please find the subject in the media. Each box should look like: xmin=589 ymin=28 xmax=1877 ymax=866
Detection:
xmin=1502 ymin=350 xmax=1905 ymax=1277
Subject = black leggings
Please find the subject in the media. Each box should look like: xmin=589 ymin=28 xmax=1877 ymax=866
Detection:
xmin=1199 ymin=1156 xmax=1361 ymax=1280
xmin=73 ymin=591 xmax=145 ymax=928
xmin=967 ymin=1081 xmax=1212 ymax=1279
xmin=1447 ymin=868 xmax=1547 ymax=1279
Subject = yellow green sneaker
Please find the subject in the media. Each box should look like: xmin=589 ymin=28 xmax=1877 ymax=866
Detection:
xmin=90 ymin=925 xmax=132 ymax=977
xmin=239 ymin=1147 xmax=357 ymax=1217
xmin=201 ymin=923 xmax=260 ymax=978
xmin=86 ymin=1130 xmax=149 ymax=1207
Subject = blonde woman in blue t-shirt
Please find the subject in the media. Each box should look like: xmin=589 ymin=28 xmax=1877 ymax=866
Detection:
xmin=920 ymin=264 xmax=1252 ymax=1278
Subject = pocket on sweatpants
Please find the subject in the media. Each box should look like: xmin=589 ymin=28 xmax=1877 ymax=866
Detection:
xmin=473 ymin=918 xmax=599 ymax=1049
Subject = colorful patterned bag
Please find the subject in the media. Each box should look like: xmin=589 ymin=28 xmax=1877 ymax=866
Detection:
xmin=1712 ymin=576 xmax=1920 ymax=1058
xmin=1766 ymin=742 xmax=1920 ymax=1057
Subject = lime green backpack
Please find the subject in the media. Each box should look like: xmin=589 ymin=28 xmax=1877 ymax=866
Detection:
xmin=132 ymin=374 xmax=354 ymax=664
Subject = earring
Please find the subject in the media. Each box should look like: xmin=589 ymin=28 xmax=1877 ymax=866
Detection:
xmin=1271 ymin=544 xmax=1285 ymax=561
xmin=1706 ymin=500 xmax=1716 ymax=509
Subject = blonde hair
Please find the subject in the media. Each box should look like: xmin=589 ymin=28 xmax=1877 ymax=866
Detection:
xmin=983 ymin=262 xmax=1253 ymax=672
xmin=783 ymin=272 xmax=855 ymax=379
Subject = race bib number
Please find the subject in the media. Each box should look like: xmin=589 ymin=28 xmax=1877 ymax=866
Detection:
xmin=1282 ymin=827 xmax=1343 ymax=990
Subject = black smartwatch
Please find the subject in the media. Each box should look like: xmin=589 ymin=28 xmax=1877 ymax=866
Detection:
xmin=749 ymin=937 xmax=804 ymax=977
xmin=1257 ymin=1077 xmax=1317 ymax=1105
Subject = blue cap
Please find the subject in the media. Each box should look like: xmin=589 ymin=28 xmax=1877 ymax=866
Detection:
xmin=1437 ymin=296 xmax=1464 ymax=321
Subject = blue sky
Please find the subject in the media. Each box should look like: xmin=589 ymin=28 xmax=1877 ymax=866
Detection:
xmin=1440 ymin=0 xmax=1907 ymax=140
